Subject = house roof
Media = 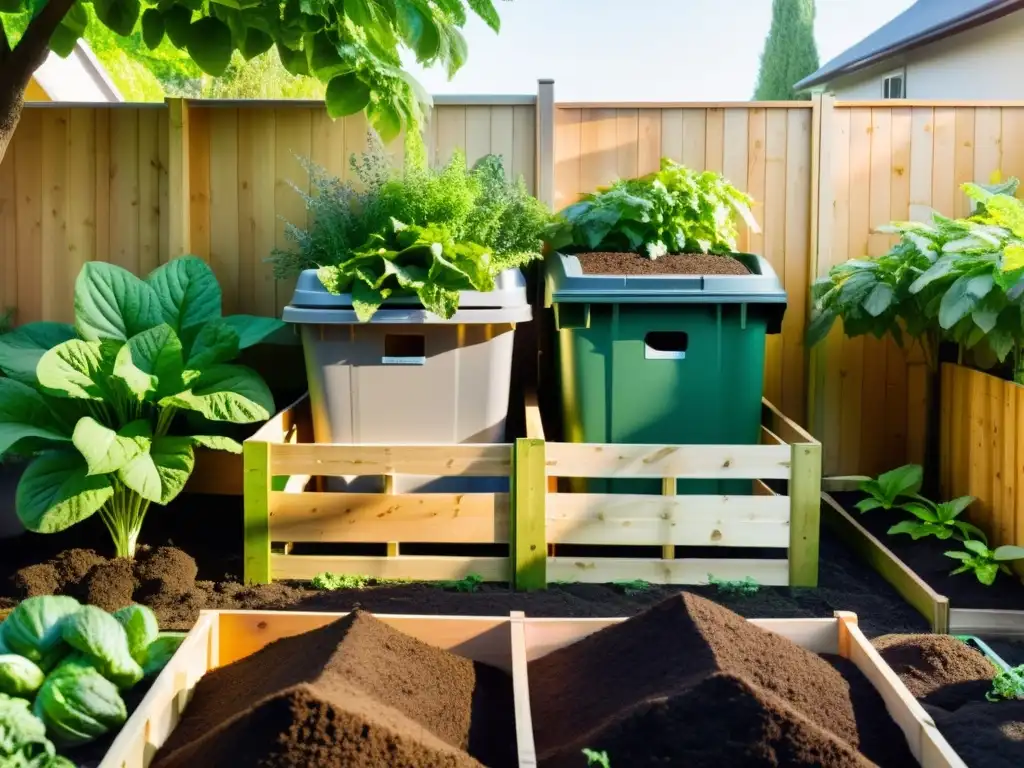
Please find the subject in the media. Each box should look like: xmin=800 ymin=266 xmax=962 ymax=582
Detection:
xmin=32 ymin=40 xmax=122 ymax=102
xmin=795 ymin=0 xmax=1024 ymax=91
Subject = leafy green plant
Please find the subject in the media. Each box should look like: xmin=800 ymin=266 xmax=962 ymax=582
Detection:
xmin=436 ymin=573 xmax=484 ymax=593
xmin=707 ymin=575 xmax=761 ymax=597
xmin=944 ymin=540 xmax=1024 ymax=585
xmin=545 ymin=158 xmax=758 ymax=258
xmin=855 ymin=464 xmax=924 ymax=512
xmin=310 ymin=572 xmax=409 ymax=590
xmin=582 ymin=748 xmax=611 ymax=767
xmin=0 ymin=692 xmax=72 ymax=767
xmin=612 ymin=579 xmax=653 ymax=596
xmin=887 ymin=495 xmax=986 ymax=542
xmin=0 ymin=257 xmax=284 ymax=558
xmin=986 ymin=665 xmax=1024 ymax=701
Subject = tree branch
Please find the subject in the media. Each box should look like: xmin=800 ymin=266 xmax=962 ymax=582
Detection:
xmin=8 ymin=0 xmax=77 ymax=86
xmin=0 ymin=17 xmax=11 ymax=64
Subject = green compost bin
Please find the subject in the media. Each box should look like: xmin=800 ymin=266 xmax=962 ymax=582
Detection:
xmin=545 ymin=251 xmax=787 ymax=496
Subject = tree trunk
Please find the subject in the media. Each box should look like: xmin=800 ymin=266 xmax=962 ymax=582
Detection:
xmin=0 ymin=76 xmax=26 ymax=166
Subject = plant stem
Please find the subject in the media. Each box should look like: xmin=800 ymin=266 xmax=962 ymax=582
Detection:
xmin=101 ymin=483 xmax=147 ymax=559
xmin=155 ymin=406 xmax=177 ymax=437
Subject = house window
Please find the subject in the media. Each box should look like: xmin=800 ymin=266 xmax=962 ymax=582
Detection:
xmin=883 ymin=72 xmax=905 ymax=99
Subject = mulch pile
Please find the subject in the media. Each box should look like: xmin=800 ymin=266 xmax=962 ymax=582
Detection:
xmin=151 ymin=610 xmax=516 ymax=768
xmin=873 ymin=633 xmax=1024 ymax=768
xmin=528 ymin=592 xmax=914 ymax=767
xmin=575 ymin=252 xmax=751 ymax=276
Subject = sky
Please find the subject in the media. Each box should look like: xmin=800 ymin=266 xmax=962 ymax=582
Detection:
xmin=403 ymin=0 xmax=917 ymax=100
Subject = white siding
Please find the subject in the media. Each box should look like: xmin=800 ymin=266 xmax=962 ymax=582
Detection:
xmin=828 ymin=8 xmax=1024 ymax=100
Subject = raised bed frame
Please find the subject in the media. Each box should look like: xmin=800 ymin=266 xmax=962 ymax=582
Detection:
xmin=242 ymin=394 xmax=821 ymax=588
xmin=98 ymin=609 xmax=964 ymax=768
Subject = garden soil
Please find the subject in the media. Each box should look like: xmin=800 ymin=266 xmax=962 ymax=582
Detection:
xmin=873 ymin=633 xmax=1024 ymax=768
xmin=575 ymin=252 xmax=751 ymax=276
xmin=529 ymin=593 xmax=915 ymax=768
xmin=151 ymin=610 xmax=516 ymax=768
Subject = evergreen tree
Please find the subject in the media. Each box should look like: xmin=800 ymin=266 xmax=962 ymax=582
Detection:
xmin=753 ymin=0 xmax=821 ymax=101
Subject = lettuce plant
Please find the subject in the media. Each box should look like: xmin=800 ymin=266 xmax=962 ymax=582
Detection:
xmin=544 ymin=158 xmax=758 ymax=258
xmin=887 ymin=496 xmax=985 ymax=542
xmin=855 ymin=464 xmax=923 ymax=512
xmin=944 ymin=540 xmax=1024 ymax=585
xmin=0 ymin=257 xmax=284 ymax=558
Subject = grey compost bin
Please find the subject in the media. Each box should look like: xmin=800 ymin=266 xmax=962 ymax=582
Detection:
xmin=283 ymin=268 xmax=532 ymax=493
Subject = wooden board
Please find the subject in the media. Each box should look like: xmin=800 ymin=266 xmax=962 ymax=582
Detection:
xmin=270 ymin=443 xmax=512 ymax=477
xmin=546 ymin=556 xmax=790 ymax=586
xmin=268 ymin=554 xmax=510 ymax=583
xmin=543 ymin=442 xmax=792 ymax=480
xmin=948 ymin=608 xmax=1024 ymax=638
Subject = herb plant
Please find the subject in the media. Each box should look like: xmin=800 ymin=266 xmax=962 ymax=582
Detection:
xmin=855 ymin=464 xmax=923 ymax=512
xmin=436 ymin=573 xmax=484 ymax=593
xmin=582 ymin=748 xmax=611 ymax=768
xmin=0 ymin=257 xmax=284 ymax=558
xmin=544 ymin=158 xmax=759 ymax=258
xmin=986 ymin=665 xmax=1024 ymax=701
xmin=944 ymin=540 xmax=1024 ymax=585
xmin=612 ymin=579 xmax=653 ymax=596
xmin=887 ymin=495 xmax=986 ymax=542
xmin=707 ymin=575 xmax=761 ymax=597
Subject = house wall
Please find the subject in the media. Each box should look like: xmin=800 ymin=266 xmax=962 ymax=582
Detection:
xmin=829 ymin=8 xmax=1024 ymax=100
xmin=24 ymin=78 xmax=51 ymax=102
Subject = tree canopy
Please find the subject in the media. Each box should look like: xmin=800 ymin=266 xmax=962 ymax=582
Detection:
xmin=752 ymin=0 xmax=820 ymax=101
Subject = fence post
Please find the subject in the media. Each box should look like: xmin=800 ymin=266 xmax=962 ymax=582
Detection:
xmin=536 ymin=79 xmax=555 ymax=209
xmin=513 ymin=437 xmax=547 ymax=591
xmin=243 ymin=439 xmax=271 ymax=584
xmin=166 ymin=98 xmax=191 ymax=258
xmin=789 ymin=441 xmax=822 ymax=587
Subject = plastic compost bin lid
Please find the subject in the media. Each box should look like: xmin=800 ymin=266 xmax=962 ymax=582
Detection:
xmin=544 ymin=251 xmax=787 ymax=332
xmin=282 ymin=268 xmax=533 ymax=325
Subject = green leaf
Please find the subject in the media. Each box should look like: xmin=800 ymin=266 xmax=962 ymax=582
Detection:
xmin=805 ymin=310 xmax=837 ymax=348
xmin=240 ymin=27 xmax=273 ymax=59
xmin=190 ymin=435 xmax=243 ymax=453
xmin=964 ymin=539 xmax=991 ymax=556
xmin=0 ymin=0 xmax=28 ymax=11
xmin=114 ymin=325 xmax=185 ymax=401
xmin=854 ymin=497 xmax=883 ymax=513
xmin=141 ymin=8 xmax=165 ymax=49
xmin=952 ymin=520 xmax=988 ymax=543
xmin=112 ymin=605 xmax=159 ymax=663
xmin=51 ymin=3 xmax=89 ymax=57
xmin=944 ymin=551 xmax=973 ymax=562
xmin=186 ymin=17 xmax=234 ymax=76
xmin=93 ymin=0 xmax=141 ymax=36
xmin=306 ymin=31 xmax=352 ymax=79
xmin=900 ymin=502 xmax=939 ymax=522
xmin=467 ymin=0 xmax=501 ymax=31
xmin=16 ymin=451 xmax=114 ymax=534
xmin=163 ymin=5 xmax=193 ymax=47
xmin=186 ymin=320 xmax=240 ymax=369
xmin=277 ymin=42 xmax=309 ymax=76
xmin=976 ymin=562 xmax=1000 ymax=586
xmin=0 ymin=379 xmax=72 ymax=455
xmin=936 ymin=496 xmax=974 ymax=521
xmin=37 ymin=339 xmax=120 ymax=400
xmin=862 ymin=282 xmax=894 ymax=317
xmin=888 ymin=520 xmax=923 ymax=538
xmin=909 ymin=255 xmax=957 ymax=294
xmin=74 ymin=262 xmax=162 ymax=342
xmin=939 ymin=273 xmax=995 ymax=330
xmin=993 ymin=545 xmax=1024 ymax=561
xmin=0 ymin=321 xmax=77 ymax=386
xmin=369 ymin=99 xmax=403 ymax=144
xmin=326 ymin=73 xmax=371 ymax=119
xmin=161 ymin=364 xmax=273 ymax=423
xmin=877 ymin=464 xmax=923 ymax=502
xmin=118 ymin=436 xmax=195 ymax=504
xmin=72 ymin=418 xmax=150 ymax=476
xmin=61 ymin=607 xmax=143 ymax=690
xmin=147 ymin=256 xmax=222 ymax=334
xmin=220 ymin=315 xmax=286 ymax=348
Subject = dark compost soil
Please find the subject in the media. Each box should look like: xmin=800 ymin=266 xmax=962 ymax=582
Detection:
xmin=0 ymin=492 xmax=929 ymax=638
xmin=872 ymin=632 xmax=1024 ymax=768
xmin=152 ymin=610 xmax=515 ymax=768
xmin=574 ymin=251 xmax=751 ymax=276
xmin=528 ymin=593 xmax=914 ymax=767
xmin=830 ymin=491 xmax=1024 ymax=610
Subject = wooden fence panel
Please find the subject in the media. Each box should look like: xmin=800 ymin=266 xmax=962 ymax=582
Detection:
xmin=552 ymin=103 xmax=814 ymax=423
xmin=812 ymin=102 xmax=1024 ymax=477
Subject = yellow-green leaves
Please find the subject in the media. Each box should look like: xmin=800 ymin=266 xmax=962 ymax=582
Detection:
xmin=326 ymin=73 xmax=371 ymax=119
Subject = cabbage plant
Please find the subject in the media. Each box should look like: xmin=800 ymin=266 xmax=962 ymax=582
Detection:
xmin=0 ymin=257 xmax=285 ymax=558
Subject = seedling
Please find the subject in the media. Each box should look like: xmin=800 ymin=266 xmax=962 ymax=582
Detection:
xmin=887 ymin=495 xmax=986 ymax=542
xmin=311 ymin=573 xmax=409 ymax=590
xmin=612 ymin=580 xmax=652 ymax=596
xmin=944 ymin=540 xmax=1024 ymax=585
xmin=582 ymin=748 xmax=611 ymax=768
xmin=856 ymin=464 xmax=923 ymax=512
xmin=436 ymin=573 xmax=484 ymax=593
xmin=707 ymin=575 xmax=761 ymax=597
xmin=986 ymin=665 xmax=1024 ymax=701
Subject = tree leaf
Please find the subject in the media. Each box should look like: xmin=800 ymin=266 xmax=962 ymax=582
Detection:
xmin=163 ymin=4 xmax=193 ymax=47
xmin=325 ymin=73 xmax=371 ymax=119
xmin=862 ymin=282 xmax=894 ymax=317
xmin=190 ymin=435 xmax=243 ymax=453
xmin=113 ymin=325 xmax=185 ymax=401
xmin=186 ymin=16 xmax=234 ymax=77
xmin=141 ymin=8 xmax=165 ymax=49
xmin=186 ymin=321 xmax=240 ymax=369
xmin=939 ymin=272 xmax=995 ymax=330
xmin=50 ymin=2 xmax=89 ymax=56
xmin=16 ymin=451 xmax=114 ymax=534
xmin=0 ymin=322 xmax=77 ymax=386
xmin=0 ymin=379 xmax=73 ymax=455
xmin=467 ymin=0 xmax=501 ymax=32
xmin=72 ymin=418 xmax=151 ymax=476
xmin=240 ymin=27 xmax=274 ymax=59
xmin=117 ymin=436 xmax=195 ymax=505
xmin=74 ymin=262 xmax=163 ymax=342
xmin=146 ymin=256 xmax=222 ymax=333
xmin=805 ymin=310 xmax=836 ymax=348
xmin=277 ymin=41 xmax=309 ymax=76
xmin=37 ymin=340 xmax=120 ymax=401
xmin=909 ymin=255 xmax=957 ymax=294
xmin=161 ymin=364 xmax=273 ymax=423
xmin=369 ymin=99 xmax=402 ymax=144
xmin=219 ymin=315 xmax=285 ymax=349
xmin=93 ymin=0 xmax=141 ymax=37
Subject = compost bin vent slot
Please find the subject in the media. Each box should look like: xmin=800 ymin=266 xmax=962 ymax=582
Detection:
xmin=644 ymin=331 xmax=688 ymax=360
xmin=383 ymin=334 xmax=426 ymax=365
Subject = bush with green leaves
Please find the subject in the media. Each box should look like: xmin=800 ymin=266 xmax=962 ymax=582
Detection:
xmin=272 ymin=130 xmax=550 ymax=320
xmin=808 ymin=179 xmax=1024 ymax=382
xmin=0 ymin=257 xmax=284 ymax=558
xmin=544 ymin=158 xmax=759 ymax=259
xmin=944 ymin=540 xmax=1024 ymax=586
xmin=987 ymin=665 xmax=1024 ymax=701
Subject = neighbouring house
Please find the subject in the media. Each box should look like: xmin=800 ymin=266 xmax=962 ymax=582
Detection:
xmin=26 ymin=40 xmax=122 ymax=103
xmin=795 ymin=0 xmax=1024 ymax=100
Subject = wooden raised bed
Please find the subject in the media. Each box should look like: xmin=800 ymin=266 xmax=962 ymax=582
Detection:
xmin=98 ymin=609 xmax=965 ymax=768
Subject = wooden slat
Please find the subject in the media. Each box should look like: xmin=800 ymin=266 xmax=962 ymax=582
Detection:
xmin=514 ymin=438 xmax=547 ymax=591
xmin=268 ymin=492 xmax=509 ymax=543
xmin=270 ymin=443 xmax=512 ymax=477
xmin=789 ymin=443 xmax=822 ymax=587
xmin=546 ymin=493 xmax=790 ymax=547
xmin=948 ymin=608 xmax=1024 ymax=638
xmin=762 ymin=399 xmax=817 ymax=444
xmin=546 ymin=557 xmax=789 ymax=586
xmin=269 ymin=554 xmax=510 ymax=583
xmin=509 ymin=613 xmax=538 ymax=767
xmin=543 ymin=442 xmax=792 ymax=479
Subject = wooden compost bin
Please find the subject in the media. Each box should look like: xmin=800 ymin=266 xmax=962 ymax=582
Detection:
xmin=821 ymin=492 xmax=1024 ymax=636
xmin=97 ymin=609 xmax=965 ymax=768
xmin=514 ymin=399 xmax=822 ymax=589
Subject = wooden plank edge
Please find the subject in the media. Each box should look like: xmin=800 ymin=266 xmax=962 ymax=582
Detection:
xmin=509 ymin=612 xmax=538 ymax=767
xmin=948 ymin=608 xmax=1024 ymax=638
xmin=524 ymin=387 xmax=546 ymax=441
xmin=821 ymin=492 xmax=950 ymax=633
xmin=762 ymin=398 xmax=819 ymax=445
xmin=269 ymin=554 xmax=511 ymax=583
xmin=546 ymin=557 xmax=790 ymax=586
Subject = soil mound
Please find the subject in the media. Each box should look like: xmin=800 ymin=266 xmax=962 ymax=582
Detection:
xmin=927 ymin=699 xmax=1024 ymax=768
xmin=529 ymin=593 xmax=914 ymax=767
xmin=872 ymin=634 xmax=996 ymax=710
xmin=575 ymin=251 xmax=751 ymax=276
xmin=152 ymin=610 xmax=516 ymax=768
